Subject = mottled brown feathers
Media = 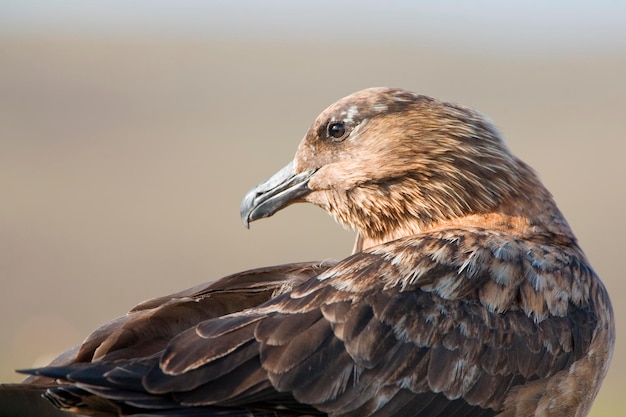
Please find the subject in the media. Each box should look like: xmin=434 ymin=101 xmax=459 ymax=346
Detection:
xmin=18 ymin=88 xmax=613 ymax=417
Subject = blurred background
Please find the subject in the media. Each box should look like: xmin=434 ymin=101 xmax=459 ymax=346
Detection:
xmin=1 ymin=1 xmax=625 ymax=415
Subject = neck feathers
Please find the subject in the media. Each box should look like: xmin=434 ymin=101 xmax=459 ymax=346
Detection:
xmin=344 ymin=160 xmax=575 ymax=253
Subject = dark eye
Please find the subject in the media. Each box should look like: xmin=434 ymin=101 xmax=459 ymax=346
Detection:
xmin=327 ymin=121 xmax=348 ymax=141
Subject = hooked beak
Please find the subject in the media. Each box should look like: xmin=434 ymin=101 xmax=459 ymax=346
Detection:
xmin=240 ymin=161 xmax=317 ymax=228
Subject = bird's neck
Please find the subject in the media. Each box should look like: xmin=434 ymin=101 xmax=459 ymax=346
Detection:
xmin=352 ymin=196 xmax=576 ymax=253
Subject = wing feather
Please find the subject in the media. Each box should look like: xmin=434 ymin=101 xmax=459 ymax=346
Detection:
xmin=24 ymin=231 xmax=600 ymax=416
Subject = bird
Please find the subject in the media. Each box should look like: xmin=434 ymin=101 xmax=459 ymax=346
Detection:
xmin=10 ymin=87 xmax=614 ymax=417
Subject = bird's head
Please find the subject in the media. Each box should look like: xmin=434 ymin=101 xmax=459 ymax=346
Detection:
xmin=241 ymin=87 xmax=564 ymax=250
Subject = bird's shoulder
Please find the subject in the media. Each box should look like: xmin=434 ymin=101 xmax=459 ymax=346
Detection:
xmin=280 ymin=227 xmax=597 ymax=319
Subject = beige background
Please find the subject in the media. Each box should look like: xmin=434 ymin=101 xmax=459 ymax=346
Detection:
xmin=1 ymin=3 xmax=625 ymax=416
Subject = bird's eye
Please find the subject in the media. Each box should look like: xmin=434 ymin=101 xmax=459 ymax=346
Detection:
xmin=327 ymin=121 xmax=348 ymax=141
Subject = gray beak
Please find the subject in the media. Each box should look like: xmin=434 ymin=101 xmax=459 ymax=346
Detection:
xmin=240 ymin=161 xmax=317 ymax=228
